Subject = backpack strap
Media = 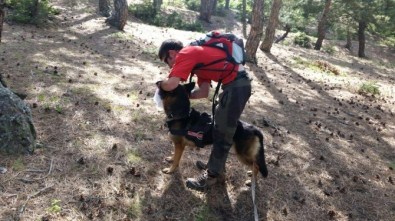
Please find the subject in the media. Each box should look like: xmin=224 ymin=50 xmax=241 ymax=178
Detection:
xmin=187 ymin=44 xmax=238 ymax=121
xmin=211 ymin=63 xmax=236 ymax=120
xmin=212 ymin=79 xmax=222 ymax=120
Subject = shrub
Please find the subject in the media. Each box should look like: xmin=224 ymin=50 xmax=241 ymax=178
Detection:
xmin=322 ymin=45 xmax=336 ymax=55
xmin=380 ymin=36 xmax=395 ymax=49
xmin=47 ymin=199 xmax=62 ymax=214
xmin=6 ymin=0 xmax=60 ymax=26
xmin=314 ymin=60 xmax=341 ymax=75
xmin=128 ymin=2 xmax=157 ymax=22
xmin=294 ymin=32 xmax=312 ymax=48
xmin=147 ymin=0 xmax=226 ymax=18
xmin=185 ymin=0 xmax=200 ymax=11
xmin=358 ymin=82 xmax=380 ymax=96
xmin=129 ymin=3 xmax=204 ymax=32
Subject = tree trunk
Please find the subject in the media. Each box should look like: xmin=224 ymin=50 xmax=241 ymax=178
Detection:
xmin=31 ymin=0 xmax=39 ymax=18
xmin=358 ymin=20 xmax=367 ymax=57
xmin=275 ymin=24 xmax=290 ymax=43
xmin=106 ymin=0 xmax=128 ymax=30
xmin=153 ymin=0 xmax=162 ymax=14
xmin=242 ymin=0 xmax=247 ymax=37
xmin=99 ymin=0 xmax=111 ymax=17
xmin=245 ymin=0 xmax=265 ymax=63
xmin=344 ymin=28 xmax=352 ymax=51
xmin=212 ymin=0 xmax=217 ymax=15
xmin=200 ymin=0 xmax=215 ymax=23
xmin=0 ymin=0 xmax=4 ymax=43
xmin=314 ymin=0 xmax=332 ymax=50
xmin=225 ymin=0 xmax=230 ymax=9
xmin=260 ymin=0 xmax=282 ymax=53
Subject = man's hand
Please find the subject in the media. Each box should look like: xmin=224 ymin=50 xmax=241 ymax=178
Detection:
xmin=160 ymin=77 xmax=181 ymax=91
xmin=190 ymin=82 xmax=210 ymax=99
xmin=156 ymin=81 xmax=163 ymax=89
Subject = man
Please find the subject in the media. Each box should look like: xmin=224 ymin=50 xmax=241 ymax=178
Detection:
xmin=157 ymin=38 xmax=252 ymax=191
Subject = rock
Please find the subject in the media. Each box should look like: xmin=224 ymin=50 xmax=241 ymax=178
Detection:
xmin=0 ymin=167 xmax=7 ymax=174
xmin=0 ymin=84 xmax=36 ymax=154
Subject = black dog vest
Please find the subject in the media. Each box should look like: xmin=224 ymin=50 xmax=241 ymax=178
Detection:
xmin=168 ymin=108 xmax=213 ymax=148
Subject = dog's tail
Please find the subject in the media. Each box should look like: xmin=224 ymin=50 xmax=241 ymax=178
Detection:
xmin=255 ymin=130 xmax=268 ymax=177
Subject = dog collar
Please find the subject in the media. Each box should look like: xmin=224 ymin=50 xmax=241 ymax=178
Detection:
xmin=166 ymin=108 xmax=191 ymax=122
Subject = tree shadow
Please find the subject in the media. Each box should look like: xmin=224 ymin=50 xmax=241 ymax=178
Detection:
xmin=234 ymin=187 xmax=269 ymax=221
xmin=205 ymin=183 xmax=235 ymax=221
xmin=241 ymin=51 xmax=395 ymax=220
xmin=1 ymin=2 xmax=394 ymax=220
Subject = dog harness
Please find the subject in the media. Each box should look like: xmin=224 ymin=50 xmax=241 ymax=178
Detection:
xmin=166 ymin=108 xmax=213 ymax=148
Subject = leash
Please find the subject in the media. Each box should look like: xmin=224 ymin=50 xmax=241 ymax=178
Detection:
xmin=188 ymin=63 xmax=236 ymax=123
xmin=251 ymin=163 xmax=259 ymax=221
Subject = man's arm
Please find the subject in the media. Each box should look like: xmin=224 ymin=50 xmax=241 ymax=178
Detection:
xmin=160 ymin=77 xmax=181 ymax=91
xmin=190 ymin=82 xmax=210 ymax=99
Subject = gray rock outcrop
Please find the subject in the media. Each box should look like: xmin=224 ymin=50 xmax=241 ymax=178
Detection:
xmin=0 ymin=83 xmax=36 ymax=154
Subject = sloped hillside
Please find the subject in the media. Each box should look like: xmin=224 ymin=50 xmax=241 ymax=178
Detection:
xmin=0 ymin=0 xmax=394 ymax=220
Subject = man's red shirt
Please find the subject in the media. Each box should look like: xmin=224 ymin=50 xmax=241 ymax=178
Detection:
xmin=168 ymin=46 xmax=239 ymax=86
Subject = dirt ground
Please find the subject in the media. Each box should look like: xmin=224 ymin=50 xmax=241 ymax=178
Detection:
xmin=1 ymin=0 xmax=394 ymax=220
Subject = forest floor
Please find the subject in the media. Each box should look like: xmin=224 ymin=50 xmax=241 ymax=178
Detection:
xmin=1 ymin=0 xmax=394 ymax=220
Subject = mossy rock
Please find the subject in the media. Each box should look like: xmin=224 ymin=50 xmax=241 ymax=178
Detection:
xmin=0 ymin=84 xmax=36 ymax=154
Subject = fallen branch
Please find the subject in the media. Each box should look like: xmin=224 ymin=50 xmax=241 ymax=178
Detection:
xmin=2 ymin=193 xmax=18 ymax=198
xmin=275 ymin=24 xmax=291 ymax=43
xmin=18 ymin=158 xmax=54 ymax=183
xmin=24 ymin=169 xmax=46 ymax=173
xmin=17 ymin=185 xmax=55 ymax=215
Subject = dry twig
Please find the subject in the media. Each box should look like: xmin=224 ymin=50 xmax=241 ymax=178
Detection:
xmin=17 ymin=185 xmax=55 ymax=216
xmin=18 ymin=158 xmax=54 ymax=183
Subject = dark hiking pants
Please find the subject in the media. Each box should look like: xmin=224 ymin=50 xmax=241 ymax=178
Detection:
xmin=207 ymin=72 xmax=252 ymax=177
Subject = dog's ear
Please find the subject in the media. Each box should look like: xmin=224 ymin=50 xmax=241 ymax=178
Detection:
xmin=183 ymin=82 xmax=195 ymax=94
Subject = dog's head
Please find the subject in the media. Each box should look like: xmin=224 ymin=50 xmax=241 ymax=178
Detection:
xmin=159 ymin=82 xmax=195 ymax=120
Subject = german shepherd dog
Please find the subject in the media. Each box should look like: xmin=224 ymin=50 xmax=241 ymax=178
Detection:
xmin=158 ymin=82 xmax=268 ymax=181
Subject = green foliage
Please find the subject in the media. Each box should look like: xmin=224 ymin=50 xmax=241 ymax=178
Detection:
xmin=328 ymin=0 xmax=395 ymax=43
xmin=233 ymin=0 xmax=252 ymax=23
xmin=380 ymin=36 xmax=395 ymax=48
xmin=129 ymin=3 xmax=204 ymax=32
xmin=215 ymin=6 xmax=227 ymax=17
xmin=47 ymin=199 xmax=62 ymax=213
xmin=301 ymin=0 xmax=323 ymax=18
xmin=127 ymin=194 xmax=142 ymax=219
xmin=164 ymin=0 xmax=185 ymax=8
xmin=332 ymin=27 xmax=348 ymax=41
xmin=292 ymin=57 xmax=344 ymax=76
xmin=184 ymin=0 xmax=226 ymax=17
xmin=194 ymin=205 xmax=216 ymax=221
xmin=293 ymin=57 xmax=320 ymax=72
xmin=358 ymin=81 xmax=381 ymax=96
xmin=390 ymin=161 xmax=395 ymax=170
xmin=12 ymin=158 xmax=25 ymax=171
xmin=54 ymin=104 xmax=63 ymax=114
xmin=314 ymin=60 xmax=342 ymax=75
xmin=294 ymin=32 xmax=312 ymax=48
xmin=322 ymin=45 xmax=336 ymax=55
xmin=184 ymin=0 xmax=200 ymax=11
xmin=280 ymin=0 xmax=322 ymax=32
xmin=127 ymin=150 xmax=142 ymax=163
xmin=128 ymin=2 xmax=157 ymax=22
xmin=6 ymin=0 xmax=60 ymax=26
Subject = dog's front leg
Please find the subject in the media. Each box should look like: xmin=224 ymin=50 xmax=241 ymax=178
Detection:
xmin=162 ymin=141 xmax=185 ymax=174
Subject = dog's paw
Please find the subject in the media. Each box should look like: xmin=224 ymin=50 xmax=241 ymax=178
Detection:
xmin=162 ymin=167 xmax=175 ymax=174
xmin=245 ymin=179 xmax=252 ymax=187
xmin=246 ymin=170 xmax=253 ymax=177
xmin=165 ymin=156 xmax=174 ymax=163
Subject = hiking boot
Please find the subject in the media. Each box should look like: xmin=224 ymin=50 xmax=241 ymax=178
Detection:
xmin=186 ymin=171 xmax=219 ymax=192
xmin=196 ymin=160 xmax=207 ymax=170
